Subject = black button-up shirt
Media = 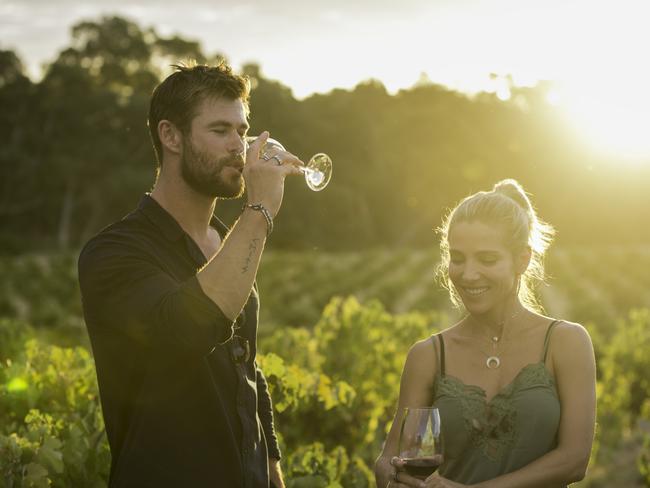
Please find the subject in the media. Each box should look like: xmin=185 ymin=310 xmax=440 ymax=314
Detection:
xmin=78 ymin=195 xmax=280 ymax=488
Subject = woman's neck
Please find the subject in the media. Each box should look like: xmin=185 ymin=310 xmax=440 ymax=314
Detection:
xmin=467 ymin=300 xmax=527 ymax=341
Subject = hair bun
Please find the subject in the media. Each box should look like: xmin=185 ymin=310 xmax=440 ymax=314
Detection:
xmin=493 ymin=179 xmax=533 ymax=213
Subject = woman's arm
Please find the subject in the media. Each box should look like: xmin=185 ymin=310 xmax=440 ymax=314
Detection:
xmin=375 ymin=337 xmax=438 ymax=488
xmin=470 ymin=322 xmax=597 ymax=488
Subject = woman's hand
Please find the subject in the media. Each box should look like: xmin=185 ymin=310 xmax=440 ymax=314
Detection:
xmin=376 ymin=455 xmax=423 ymax=488
xmin=388 ymin=457 xmax=467 ymax=488
xmin=422 ymin=472 xmax=468 ymax=487
xmin=388 ymin=456 xmax=451 ymax=488
xmin=376 ymin=456 xmax=409 ymax=488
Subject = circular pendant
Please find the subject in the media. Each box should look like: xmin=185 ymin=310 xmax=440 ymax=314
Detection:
xmin=486 ymin=356 xmax=501 ymax=369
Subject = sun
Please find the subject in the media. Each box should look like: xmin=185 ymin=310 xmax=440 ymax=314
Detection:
xmin=538 ymin=0 xmax=650 ymax=164
xmin=556 ymin=78 xmax=650 ymax=163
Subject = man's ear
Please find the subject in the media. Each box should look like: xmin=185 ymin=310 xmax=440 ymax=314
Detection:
xmin=159 ymin=120 xmax=182 ymax=155
xmin=516 ymin=246 xmax=532 ymax=275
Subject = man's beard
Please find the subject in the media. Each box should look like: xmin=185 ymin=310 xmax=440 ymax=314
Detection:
xmin=180 ymin=139 xmax=245 ymax=199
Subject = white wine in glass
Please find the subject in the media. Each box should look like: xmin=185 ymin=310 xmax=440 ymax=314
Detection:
xmin=398 ymin=407 xmax=442 ymax=479
xmin=246 ymin=136 xmax=332 ymax=191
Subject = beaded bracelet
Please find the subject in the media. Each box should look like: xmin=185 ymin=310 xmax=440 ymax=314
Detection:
xmin=242 ymin=203 xmax=273 ymax=238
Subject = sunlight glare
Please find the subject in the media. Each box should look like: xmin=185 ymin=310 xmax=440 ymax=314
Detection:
xmin=541 ymin=0 xmax=650 ymax=162
xmin=559 ymin=77 xmax=650 ymax=162
xmin=7 ymin=377 xmax=28 ymax=393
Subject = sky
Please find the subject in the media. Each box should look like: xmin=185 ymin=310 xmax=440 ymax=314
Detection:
xmin=2 ymin=0 xmax=650 ymax=158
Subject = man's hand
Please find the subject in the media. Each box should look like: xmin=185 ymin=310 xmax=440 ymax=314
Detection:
xmin=244 ymin=131 xmax=303 ymax=218
xmin=269 ymin=457 xmax=285 ymax=488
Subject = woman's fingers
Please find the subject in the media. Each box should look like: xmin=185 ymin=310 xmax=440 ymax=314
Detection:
xmin=393 ymin=471 xmax=427 ymax=488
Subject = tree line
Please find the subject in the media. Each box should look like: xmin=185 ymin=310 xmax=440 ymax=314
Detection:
xmin=1 ymin=15 xmax=649 ymax=253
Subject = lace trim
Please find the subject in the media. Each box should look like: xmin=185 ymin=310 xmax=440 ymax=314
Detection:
xmin=435 ymin=362 xmax=556 ymax=461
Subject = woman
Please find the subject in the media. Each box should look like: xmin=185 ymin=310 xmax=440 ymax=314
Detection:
xmin=375 ymin=179 xmax=596 ymax=488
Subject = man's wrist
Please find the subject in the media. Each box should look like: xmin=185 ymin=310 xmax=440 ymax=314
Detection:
xmin=242 ymin=203 xmax=273 ymax=238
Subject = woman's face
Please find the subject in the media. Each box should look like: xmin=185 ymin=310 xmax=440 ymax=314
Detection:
xmin=447 ymin=220 xmax=525 ymax=317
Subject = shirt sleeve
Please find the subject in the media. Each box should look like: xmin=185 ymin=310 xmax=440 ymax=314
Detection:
xmin=256 ymin=366 xmax=282 ymax=460
xmin=78 ymin=236 xmax=235 ymax=355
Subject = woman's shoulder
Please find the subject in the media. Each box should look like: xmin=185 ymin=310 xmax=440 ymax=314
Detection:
xmin=546 ymin=318 xmax=595 ymax=362
xmin=406 ymin=323 xmax=462 ymax=363
xmin=526 ymin=313 xmax=589 ymax=339
xmin=548 ymin=318 xmax=592 ymax=342
xmin=400 ymin=336 xmax=438 ymax=386
xmin=408 ymin=335 xmax=436 ymax=362
xmin=412 ymin=323 xmax=459 ymax=346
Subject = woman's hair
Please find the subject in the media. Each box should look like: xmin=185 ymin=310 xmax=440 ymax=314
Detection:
xmin=436 ymin=179 xmax=555 ymax=311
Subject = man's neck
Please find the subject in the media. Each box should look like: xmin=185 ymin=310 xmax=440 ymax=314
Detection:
xmin=150 ymin=175 xmax=216 ymax=243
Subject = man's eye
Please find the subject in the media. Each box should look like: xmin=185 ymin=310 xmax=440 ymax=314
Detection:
xmin=481 ymin=258 xmax=497 ymax=265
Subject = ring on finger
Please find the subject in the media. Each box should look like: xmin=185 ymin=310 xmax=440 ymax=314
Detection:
xmin=271 ymin=154 xmax=283 ymax=166
xmin=391 ymin=471 xmax=399 ymax=482
xmin=261 ymin=152 xmax=272 ymax=161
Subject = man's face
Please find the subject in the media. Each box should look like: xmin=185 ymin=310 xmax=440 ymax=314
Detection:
xmin=180 ymin=97 xmax=249 ymax=199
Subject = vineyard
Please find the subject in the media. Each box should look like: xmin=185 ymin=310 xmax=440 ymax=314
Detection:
xmin=1 ymin=247 xmax=650 ymax=487
xmin=257 ymin=246 xmax=650 ymax=333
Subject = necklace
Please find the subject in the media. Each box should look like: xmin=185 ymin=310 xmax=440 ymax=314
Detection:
xmin=484 ymin=335 xmax=503 ymax=369
xmin=471 ymin=308 xmax=524 ymax=370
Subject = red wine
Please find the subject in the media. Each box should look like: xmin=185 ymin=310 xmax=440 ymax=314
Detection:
xmin=402 ymin=457 xmax=440 ymax=478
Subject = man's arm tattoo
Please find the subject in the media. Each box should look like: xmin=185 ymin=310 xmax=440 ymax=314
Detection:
xmin=241 ymin=238 xmax=261 ymax=274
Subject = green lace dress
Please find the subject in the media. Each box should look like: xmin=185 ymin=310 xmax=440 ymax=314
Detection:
xmin=432 ymin=320 xmax=564 ymax=485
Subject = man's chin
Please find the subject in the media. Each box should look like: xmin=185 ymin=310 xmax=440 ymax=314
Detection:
xmin=216 ymin=187 xmax=245 ymax=200
xmin=205 ymin=185 xmax=244 ymax=200
xmin=185 ymin=176 xmax=244 ymax=199
xmin=217 ymin=178 xmax=245 ymax=200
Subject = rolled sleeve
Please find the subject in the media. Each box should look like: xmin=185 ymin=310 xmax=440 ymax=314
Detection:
xmin=79 ymin=238 xmax=235 ymax=355
xmin=256 ymin=366 xmax=281 ymax=460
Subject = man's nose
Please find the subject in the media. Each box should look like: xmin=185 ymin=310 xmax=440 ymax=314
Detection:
xmin=229 ymin=133 xmax=245 ymax=155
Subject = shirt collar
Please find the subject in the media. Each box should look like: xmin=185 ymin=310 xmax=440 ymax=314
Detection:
xmin=138 ymin=194 xmax=229 ymax=241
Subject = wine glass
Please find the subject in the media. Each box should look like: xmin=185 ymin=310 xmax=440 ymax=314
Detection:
xmin=245 ymin=136 xmax=332 ymax=191
xmin=398 ymin=407 xmax=442 ymax=479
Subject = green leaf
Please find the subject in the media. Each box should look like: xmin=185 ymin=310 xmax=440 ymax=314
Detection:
xmin=36 ymin=436 xmax=64 ymax=474
xmin=23 ymin=462 xmax=51 ymax=488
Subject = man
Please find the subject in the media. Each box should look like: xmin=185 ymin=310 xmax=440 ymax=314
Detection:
xmin=78 ymin=63 xmax=302 ymax=487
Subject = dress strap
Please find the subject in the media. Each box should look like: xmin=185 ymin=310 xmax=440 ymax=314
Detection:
xmin=542 ymin=320 xmax=562 ymax=363
xmin=430 ymin=334 xmax=446 ymax=376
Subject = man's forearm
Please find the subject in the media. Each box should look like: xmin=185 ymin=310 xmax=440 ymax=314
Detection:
xmin=197 ymin=209 xmax=267 ymax=320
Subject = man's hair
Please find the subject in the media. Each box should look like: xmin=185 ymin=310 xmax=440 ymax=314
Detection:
xmin=148 ymin=62 xmax=251 ymax=166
